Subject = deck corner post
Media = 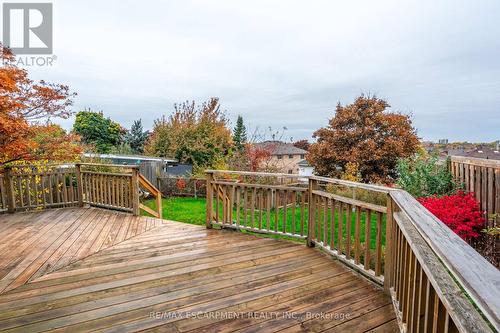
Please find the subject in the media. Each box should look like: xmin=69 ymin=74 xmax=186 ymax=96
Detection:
xmin=384 ymin=192 xmax=395 ymax=292
xmin=206 ymin=171 xmax=214 ymax=229
xmin=156 ymin=189 xmax=162 ymax=220
xmin=131 ymin=167 xmax=140 ymax=216
xmin=306 ymin=177 xmax=318 ymax=247
xmin=75 ymin=163 xmax=84 ymax=207
xmin=4 ymin=166 xmax=16 ymax=213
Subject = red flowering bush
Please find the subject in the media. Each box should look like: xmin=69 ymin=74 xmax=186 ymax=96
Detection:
xmin=176 ymin=178 xmax=186 ymax=191
xmin=418 ymin=191 xmax=485 ymax=240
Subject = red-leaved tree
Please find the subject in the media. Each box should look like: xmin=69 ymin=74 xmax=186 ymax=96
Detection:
xmin=1 ymin=43 xmax=78 ymax=165
xmin=308 ymin=95 xmax=419 ymax=183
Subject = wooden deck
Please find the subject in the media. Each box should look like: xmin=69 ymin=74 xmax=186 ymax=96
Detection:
xmin=0 ymin=207 xmax=397 ymax=332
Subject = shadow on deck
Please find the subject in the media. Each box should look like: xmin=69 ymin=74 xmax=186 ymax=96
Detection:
xmin=0 ymin=207 xmax=397 ymax=332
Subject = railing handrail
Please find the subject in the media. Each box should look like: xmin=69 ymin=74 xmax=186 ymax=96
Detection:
xmin=392 ymin=208 xmax=493 ymax=332
xmin=450 ymin=155 xmax=500 ymax=168
xmin=205 ymin=170 xmax=394 ymax=193
xmin=309 ymin=175 xmax=395 ymax=194
xmin=391 ymin=190 xmax=500 ymax=330
xmin=138 ymin=173 xmax=162 ymax=219
xmin=211 ymin=180 xmax=307 ymax=192
xmin=206 ymin=169 xmax=304 ymax=179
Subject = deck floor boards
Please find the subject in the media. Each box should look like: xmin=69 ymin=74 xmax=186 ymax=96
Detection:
xmin=0 ymin=207 xmax=397 ymax=332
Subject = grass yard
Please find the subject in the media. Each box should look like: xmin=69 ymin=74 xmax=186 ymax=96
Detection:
xmin=143 ymin=196 xmax=386 ymax=251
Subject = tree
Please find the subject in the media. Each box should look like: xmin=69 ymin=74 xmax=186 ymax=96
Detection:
xmin=293 ymin=139 xmax=310 ymax=151
xmin=124 ymin=119 xmax=149 ymax=154
xmin=72 ymin=110 xmax=124 ymax=153
xmin=145 ymin=98 xmax=232 ymax=170
xmin=31 ymin=123 xmax=83 ymax=161
xmin=308 ymin=95 xmax=419 ymax=183
xmin=233 ymin=115 xmax=247 ymax=152
xmin=0 ymin=43 xmax=77 ymax=164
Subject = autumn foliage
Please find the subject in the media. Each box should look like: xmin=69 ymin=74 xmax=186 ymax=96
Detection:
xmin=418 ymin=191 xmax=485 ymax=240
xmin=145 ymin=98 xmax=232 ymax=170
xmin=0 ymin=43 xmax=79 ymax=164
xmin=308 ymin=95 xmax=419 ymax=183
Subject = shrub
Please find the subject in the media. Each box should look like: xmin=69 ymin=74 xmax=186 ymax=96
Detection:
xmin=176 ymin=178 xmax=187 ymax=191
xmin=396 ymin=153 xmax=458 ymax=197
xmin=418 ymin=191 xmax=485 ymax=240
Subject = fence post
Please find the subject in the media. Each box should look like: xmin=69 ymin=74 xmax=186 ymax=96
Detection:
xmin=206 ymin=171 xmax=214 ymax=229
xmin=75 ymin=163 xmax=84 ymax=207
xmin=131 ymin=167 xmax=140 ymax=216
xmin=156 ymin=187 xmax=163 ymax=219
xmin=384 ymin=193 xmax=395 ymax=292
xmin=4 ymin=167 xmax=15 ymax=213
xmin=307 ymin=177 xmax=318 ymax=247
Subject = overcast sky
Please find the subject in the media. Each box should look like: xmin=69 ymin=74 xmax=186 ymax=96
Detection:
xmin=25 ymin=0 xmax=500 ymax=142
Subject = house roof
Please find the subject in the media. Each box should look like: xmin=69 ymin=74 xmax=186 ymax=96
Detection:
xmin=445 ymin=149 xmax=467 ymax=157
xmin=463 ymin=146 xmax=500 ymax=160
xmin=254 ymin=141 xmax=307 ymax=155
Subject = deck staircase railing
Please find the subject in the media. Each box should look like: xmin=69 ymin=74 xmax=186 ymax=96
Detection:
xmin=0 ymin=163 xmax=162 ymax=218
xmin=138 ymin=172 xmax=162 ymax=219
xmin=205 ymin=170 xmax=499 ymax=333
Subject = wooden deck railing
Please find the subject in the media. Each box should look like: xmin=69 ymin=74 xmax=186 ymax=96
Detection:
xmin=308 ymin=175 xmax=391 ymax=285
xmin=450 ymin=156 xmax=499 ymax=225
xmin=0 ymin=163 xmax=162 ymax=217
xmin=78 ymin=163 xmax=137 ymax=213
xmin=205 ymin=170 xmax=499 ymax=332
xmin=138 ymin=173 xmax=162 ymax=219
xmin=1 ymin=164 xmax=79 ymax=212
xmin=206 ymin=170 xmax=308 ymax=239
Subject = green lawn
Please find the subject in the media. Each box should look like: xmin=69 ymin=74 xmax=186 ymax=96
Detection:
xmin=142 ymin=196 xmax=386 ymax=250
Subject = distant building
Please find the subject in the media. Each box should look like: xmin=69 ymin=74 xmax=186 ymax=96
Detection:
xmin=463 ymin=145 xmax=500 ymax=160
xmin=443 ymin=148 xmax=467 ymax=157
xmin=254 ymin=141 xmax=307 ymax=174
xmin=438 ymin=139 xmax=449 ymax=144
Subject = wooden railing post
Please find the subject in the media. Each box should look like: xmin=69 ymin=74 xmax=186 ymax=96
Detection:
xmin=156 ymin=189 xmax=162 ymax=219
xmin=75 ymin=163 xmax=84 ymax=207
xmin=131 ymin=168 xmax=140 ymax=216
xmin=307 ymin=177 xmax=318 ymax=247
xmin=206 ymin=171 xmax=214 ymax=229
xmin=384 ymin=193 xmax=395 ymax=292
xmin=4 ymin=167 xmax=15 ymax=213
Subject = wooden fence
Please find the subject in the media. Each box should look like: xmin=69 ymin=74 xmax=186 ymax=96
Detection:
xmin=450 ymin=156 xmax=500 ymax=225
xmin=0 ymin=163 xmax=162 ymax=218
xmin=206 ymin=170 xmax=499 ymax=332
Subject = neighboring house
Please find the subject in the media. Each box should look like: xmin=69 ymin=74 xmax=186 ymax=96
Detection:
xmin=463 ymin=145 xmax=500 ymax=160
xmin=254 ymin=141 xmax=307 ymax=174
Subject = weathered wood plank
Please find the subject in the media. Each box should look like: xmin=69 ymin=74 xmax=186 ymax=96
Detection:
xmin=391 ymin=190 xmax=499 ymax=330
xmin=0 ymin=207 xmax=394 ymax=333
